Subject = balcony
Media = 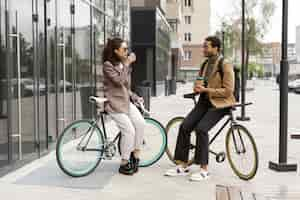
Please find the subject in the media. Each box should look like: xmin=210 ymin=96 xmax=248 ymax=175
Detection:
xmin=165 ymin=0 xmax=182 ymax=22
xmin=131 ymin=0 xmax=168 ymax=14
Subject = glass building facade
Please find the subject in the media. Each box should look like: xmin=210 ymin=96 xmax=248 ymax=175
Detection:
xmin=130 ymin=7 xmax=171 ymax=97
xmin=0 ymin=0 xmax=130 ymax=172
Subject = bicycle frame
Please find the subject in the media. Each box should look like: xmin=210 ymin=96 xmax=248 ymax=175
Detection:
xmin=75 ymin=112 xmax=121 ymax=153
xmin=186 ymin=93 xmax=247 ymax=157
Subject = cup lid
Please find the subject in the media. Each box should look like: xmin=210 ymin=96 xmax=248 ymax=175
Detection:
xmin=196 ymin=76 xmax=205 ymax=81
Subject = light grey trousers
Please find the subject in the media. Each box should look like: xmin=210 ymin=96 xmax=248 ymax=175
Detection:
xmin=109 ymin=103 xmax=145 ymax=160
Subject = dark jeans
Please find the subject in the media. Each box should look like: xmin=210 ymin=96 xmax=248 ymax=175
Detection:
xmin=174 ymin=99 xmax=229 ymax=165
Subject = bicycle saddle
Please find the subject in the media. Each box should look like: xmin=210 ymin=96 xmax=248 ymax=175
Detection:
xmin=89 ymin=96 xmax=108 ymax=104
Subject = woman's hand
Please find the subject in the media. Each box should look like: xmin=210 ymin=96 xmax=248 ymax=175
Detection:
xmin=137 ymin=97 xmax=144 ymax=104
xmin=127 ymin=52 xmax=136 ymax=64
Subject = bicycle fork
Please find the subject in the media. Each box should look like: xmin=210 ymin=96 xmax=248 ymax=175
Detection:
xmin=231 ymin=125 xmax=246 ymax=154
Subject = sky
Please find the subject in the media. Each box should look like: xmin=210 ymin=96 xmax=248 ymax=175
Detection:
xmin=210 ymin=0 xmax=300 ymax=43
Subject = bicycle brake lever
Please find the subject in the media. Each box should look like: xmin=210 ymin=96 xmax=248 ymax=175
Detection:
xmin=135 ymin=101 xmax=150 ymax=116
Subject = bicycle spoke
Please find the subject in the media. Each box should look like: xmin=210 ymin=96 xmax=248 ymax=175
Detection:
xmin=56 ymin=120 xmax=104 ymax=177
xmin=138 ymin=118 xmax=167 ymax=167
xmin=226 ymin=125 xmax=258 ymax=180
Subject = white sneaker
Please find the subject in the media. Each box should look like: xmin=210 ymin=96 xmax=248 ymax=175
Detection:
xmin=164 ymin=166 xmax=190 ymax=177
xmin=189 ymin=169 xmax=210 ymax=181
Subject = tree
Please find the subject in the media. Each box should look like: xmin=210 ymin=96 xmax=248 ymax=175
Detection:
xmin=216 ymin=0 xmax=276 ymax=79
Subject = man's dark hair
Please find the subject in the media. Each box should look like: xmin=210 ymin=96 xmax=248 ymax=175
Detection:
xmin=205 ymin=36 xmax=221 ymax=52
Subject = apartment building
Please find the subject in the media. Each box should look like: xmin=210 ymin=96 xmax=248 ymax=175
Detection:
xmin=178 ymin=0 xmax=210 ymax=81
xmin=259 ymin=42 xmax=297 ymax=76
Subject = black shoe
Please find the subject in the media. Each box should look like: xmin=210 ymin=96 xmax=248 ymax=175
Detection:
xmin=130 ymin=152 xmax=140 ymax=173
xmin=119 ymin=162 xmax=134 ymax=175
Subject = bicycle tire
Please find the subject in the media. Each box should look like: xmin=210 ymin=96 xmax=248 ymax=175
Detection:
xmin=225 ymin=124 xmax=258 ymax=180
xmin=56 ymin=119 xmax=104 ymax=177
xmin=118 ymin=117 xmax=167 ymax=167
xmin=165 ymin=116 xmax=195 ymax=165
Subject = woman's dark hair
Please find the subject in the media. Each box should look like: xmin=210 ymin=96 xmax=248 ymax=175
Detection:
xmin=205 ymin=36 xmax=221 ymax=52
xmin=102 ymin=37 xmax=124 ymax=64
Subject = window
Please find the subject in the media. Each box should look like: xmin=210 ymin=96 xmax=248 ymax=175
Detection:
xmin=184 ymin=32 xmax=192 ymax=42
xmin=184 ymin=50 xmax=192 ymax=61
xmin=168 ymin=20 xmax=178 ymax=32
xmin=184 ymin=0 xmax=192 ymax=7
xmin=184 ymin=16 xmax=191 ymax=24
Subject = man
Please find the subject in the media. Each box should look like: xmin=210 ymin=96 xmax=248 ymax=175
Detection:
xmin=165 ymin=36 xmax=236 ymax=181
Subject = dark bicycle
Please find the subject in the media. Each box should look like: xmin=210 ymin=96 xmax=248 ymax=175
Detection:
xmin=165 ymin=93 xmax=258 ymax=180
xmin=56 ymin=96 xmax=167 ymax=177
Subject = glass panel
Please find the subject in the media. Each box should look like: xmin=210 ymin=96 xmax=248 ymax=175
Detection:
xmin=46 ymin=0 xmax=57 ymax=144
xmin=105 ymin=0 xmax=114 ymax=17
xmin=155 ymin=12 xmax=171 ymax=95
xmin=74 ymin=0 xmax=92 ymax=119
xmin=37 ymin=0 xmax=47 ymax=151
xmin=123 ymin=0 xmax=130 ymax=29
xmin=115 ymin=0 xmax=123 ymax=23
xmin=105 ymin=0 xmax=114 ymax=39
xmin=123 ymin=0 xmax=130 ymax=42
xmin=124 ymin=27 xmax=129 ymax=42
xmin=10 ymin=0 xmax=36 ymax=158
xmin=93 ymin=10 xmax=104 ymax=99
xmin=115 ymin=22 xmax=123 ymax=38
xmin=0 ymin=0 xmax=8 ymax=167
xmin=105 ymin=17 xmax=114 ymax=40
xmin=57 ymin=0 xmax=73 ymax=131
xmin=93 ymin=0 xmax=104 ymax=10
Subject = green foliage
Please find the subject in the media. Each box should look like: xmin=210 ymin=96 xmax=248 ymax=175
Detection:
xmin=248 ymin=62 xmax=264 ymax=78
xmin=216 ymin=0 xmax=276 ymax=60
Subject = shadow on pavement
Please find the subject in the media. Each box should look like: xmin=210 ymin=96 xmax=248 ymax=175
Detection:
xmin=14 ymin=159 xmax=118 ymax=190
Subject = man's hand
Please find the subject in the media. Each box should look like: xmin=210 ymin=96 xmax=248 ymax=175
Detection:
xmin=193 ymin=84 xmax=208 ymax=93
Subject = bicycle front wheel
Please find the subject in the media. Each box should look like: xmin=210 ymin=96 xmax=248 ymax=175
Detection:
xmin=56 ymin=120 xmax=104 ymax=177
xmin=139 ymin=117 xmax=167 ymax=167
xmin=225 ymin=124 xmax=258 ymax=180
xmin=165 ymin=117 xmax=195 ymax=165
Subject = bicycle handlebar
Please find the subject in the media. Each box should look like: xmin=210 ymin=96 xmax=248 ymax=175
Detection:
xmin=183 ymin=93 xmax=253 ymax=109
xmin=183 ymin=92 xmax=199 ymax=99
xmin=133 ymin=101 xmax=150 ymax=116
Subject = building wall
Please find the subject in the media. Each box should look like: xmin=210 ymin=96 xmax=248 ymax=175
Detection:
xmin=259 ymin=42 xmax=281 ymax=76
xmin=179 ymin=0 xmax=210 ymax=77
xmin=260 ymin=42 xmax=297 ymax=76
xmin=180 ymin=0 xmax=210 ymax=45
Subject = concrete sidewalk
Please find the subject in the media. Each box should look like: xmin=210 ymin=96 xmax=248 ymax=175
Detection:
xmin=1 ymin=80 xmax=300 ymax=200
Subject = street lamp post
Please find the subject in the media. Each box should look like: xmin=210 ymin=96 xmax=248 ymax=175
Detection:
xmin=222 ymin=30 xmax=225 ymax=56
xmin=269 ymin=0 xmax=297 ymax=172
xmin=221 ymin=22 xmax=225 ymax=56
xmin=237 ymin=0 xmax=250 ymax=121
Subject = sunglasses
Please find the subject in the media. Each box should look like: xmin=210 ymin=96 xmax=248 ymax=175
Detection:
xmin=120 ymin=47 xmax=128 ymax=51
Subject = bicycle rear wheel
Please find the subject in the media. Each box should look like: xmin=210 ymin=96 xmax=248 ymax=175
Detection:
xmin=165 ymin=117 xmax=195 ymax=165
xmin=118 ymin=117 xmax=167 ymax=167
xmin=225 ymin=124 xmax=258 ymax=180
xmin=56 ymin=120 xmax=104 ymax=177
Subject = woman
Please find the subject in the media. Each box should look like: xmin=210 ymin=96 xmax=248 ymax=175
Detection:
xmin=102 ymin=37 xmax=145 ymax=175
